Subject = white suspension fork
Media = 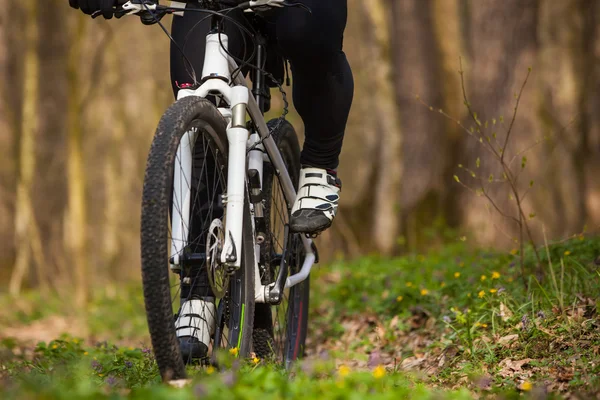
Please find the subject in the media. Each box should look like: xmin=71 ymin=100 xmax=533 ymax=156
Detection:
xmin=170 ymin=128 xmax=198 ymax=271
xmin=220 ymin=87 xmax=250 ymax=267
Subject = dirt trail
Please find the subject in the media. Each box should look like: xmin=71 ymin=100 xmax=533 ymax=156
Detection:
xmin=1 ymin=315 xmax=86 ymax=345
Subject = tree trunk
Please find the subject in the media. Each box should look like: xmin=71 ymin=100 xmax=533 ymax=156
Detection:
xmin=361 ymin=0 xmax=403 ymax=255
xmin=460 ymin=0 xmax=540 ymax=245
xmin=430 ymin=0 xmax=466 ymax=229
xmin=537 ymin=0 xmax=593 ymax=236
xmin=0 ymin=0 xmax=18 ymax=275
xmin=102 ymin=36 xmax=126 ymax=278
xmin=9 ymin=0 xmax=47 ymax=295
xmin=390 ymin=0 xmax=464 ymax=250
xmin=66 ymin=15 xmax=89 ymax=307
xmin=35 ymin=0 xmax=71 ymax=289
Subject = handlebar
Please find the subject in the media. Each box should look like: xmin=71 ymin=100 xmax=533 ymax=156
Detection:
xmin=91 ymin=0 xmax=309 ymax=20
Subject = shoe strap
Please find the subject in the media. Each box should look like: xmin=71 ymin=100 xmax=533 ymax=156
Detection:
xmin=299 ymin=167 xmax=342 ymax=190
xmin=175 ymin=299 xmax=216 ymax=338
xmin=296 ymin=185 xmax=340 ymax=203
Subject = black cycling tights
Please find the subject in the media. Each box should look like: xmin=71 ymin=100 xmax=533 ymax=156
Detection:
xmin=170 ymin=0 xmax=354 ymax=170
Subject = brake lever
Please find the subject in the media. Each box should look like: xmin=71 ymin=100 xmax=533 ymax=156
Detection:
xmin=90 ymin=0 xmax=158 ymax=17
xmin=241 ymin=0 xmax=312 ymax=14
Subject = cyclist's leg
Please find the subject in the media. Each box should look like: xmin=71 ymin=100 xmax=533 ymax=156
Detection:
xmin=170 ymin=3 xmax=250 ymax=97
xmin=273 ymin=0 xmax=353 ymax=233
xmin=274 ymin=0 xmax=354 ymax=171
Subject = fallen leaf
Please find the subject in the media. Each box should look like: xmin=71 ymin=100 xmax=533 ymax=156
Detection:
xmin=499 ymin=303 xmax=513 ymax=321
xmin=476 ymin=375 xmax=493 ymax=390
xmin=498 ymin=358 xmax=533 ymax=378
xmin=401 ymin=356 xmax=426 ymax=370
xmin=367 ymin=351 xmax=381 ymax=368
xmin=437 ymin=345 xmax=459 ymax=368
xmin=498 ymin=334 xmax=519 ymax=346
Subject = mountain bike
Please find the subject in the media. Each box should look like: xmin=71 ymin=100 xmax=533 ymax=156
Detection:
xmin=111 ymin=0 xmax=317 ymax=380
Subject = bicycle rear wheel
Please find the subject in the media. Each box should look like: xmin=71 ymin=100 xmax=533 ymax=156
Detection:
xmin=253 ymin=120 xmax=310 ymax=367
xmin=141 ymin=97 xmax=254 ymax=380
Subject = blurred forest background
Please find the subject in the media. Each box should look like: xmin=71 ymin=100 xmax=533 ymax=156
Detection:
xmin=0 ymin=0 xmax=599 ymax=298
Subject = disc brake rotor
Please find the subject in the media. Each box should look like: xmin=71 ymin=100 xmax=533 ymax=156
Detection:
xmin=206 ymin=219 xmax=229 ymax=298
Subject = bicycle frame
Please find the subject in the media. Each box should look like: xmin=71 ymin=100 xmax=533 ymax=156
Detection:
xmin=171 ymin=29 xmax=315 ymax=303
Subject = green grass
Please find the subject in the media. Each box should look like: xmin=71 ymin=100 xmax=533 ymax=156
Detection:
xmin=1 ymin=236 xmax=599 ymax=398
xmin=0 ymin=337 xmax=477 ymax=399
xmin=310 ymin=236 xmax=600 ymax=397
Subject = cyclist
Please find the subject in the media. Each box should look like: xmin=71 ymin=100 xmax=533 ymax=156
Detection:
xmin=69 ymin=0 xmax=353 ymax=236
xmin=69 ymin=0 xmax=353 ymax=360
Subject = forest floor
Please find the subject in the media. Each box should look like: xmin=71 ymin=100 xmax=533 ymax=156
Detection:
xmin=1 ymin=236 xmax=599 ymax=399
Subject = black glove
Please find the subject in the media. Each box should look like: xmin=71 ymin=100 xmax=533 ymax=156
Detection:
xmin=69 ymin=0 xmax=117 ymax=19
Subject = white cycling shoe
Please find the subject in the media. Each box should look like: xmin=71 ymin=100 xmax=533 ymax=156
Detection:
xmin=176 ymin=298 xmax=215 ymax=361
xmin=289 ymin=167 xmax=341 ymax=235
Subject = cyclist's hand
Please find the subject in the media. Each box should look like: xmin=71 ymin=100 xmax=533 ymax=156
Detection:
xmin=69 ymin=0 xmax=118 ymax=19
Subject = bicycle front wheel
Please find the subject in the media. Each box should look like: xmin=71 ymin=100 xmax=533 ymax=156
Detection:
xmin=141 ymin=97 xmax=254 ymax=380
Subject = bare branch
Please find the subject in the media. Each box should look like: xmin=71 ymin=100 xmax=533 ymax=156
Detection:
xmin=507 ymin=138 xmax=545 ymax=168
xmin=480 ymin=185 xmax=520 ymax=225
xmin=415 ymin=96 xmax=498 ymax=158
xmin=501 ymin=68 xmax=531 ymax=163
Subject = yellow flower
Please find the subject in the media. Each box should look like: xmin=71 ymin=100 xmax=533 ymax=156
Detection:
xmin=520 ymin=381 xmax=533 ymax=391
xmin=405 ymin=282 xmax=413 ymax=288
xmin=489 ymin=288 xmax=497 ymax=294
xmin=467 ymin=293 xmax=472 ymax=298
xmin=52 ymin=344 xmax=58 ymax=349
xmin=206 ymin=365 xmax=215 ymax=375
xmin=252 ymin=357 xmax=260 ymax=365
xmin=373 ymin=365 xmax=386 ymax=379
xmin=510 ymin=248 xmax=518 ymax=255
xmin=128 ymin=347 xmax=134 ymax=351
xmin=564 ymin=250 xmax=571 ymax=256
xmin=396 ymin=295 xmax=403 ymax=302
xmin=229 ymin=347 xmax=239 ymax=357
xmin=83 ymin=352 xmax=89 ymax=356
xmin=478 ymin=290 xmax=485 ymax=298
xmin=507 ymin=277 xmax=514 ymax=283
xmin=73 ymin=339 xmax=79 ymax=344
xmin=480 ymin=275 xmax=487 ymax=281
xmin=338 ymin=365 xmax=351 ymax=377
xmin=454 ymin=272 xmax=460 ymax=278
xmin=491 ymin=271 xmax=500 ymax=279
xmin=440 ymin=282 xmax=446 ymax=288
xmin=98 ymin=374 xmax=103 ymax=377
xmin=420 ymin=289 xmax=429 ymax=296
xmin=481 ymin=323 xmax=488 ymax=328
